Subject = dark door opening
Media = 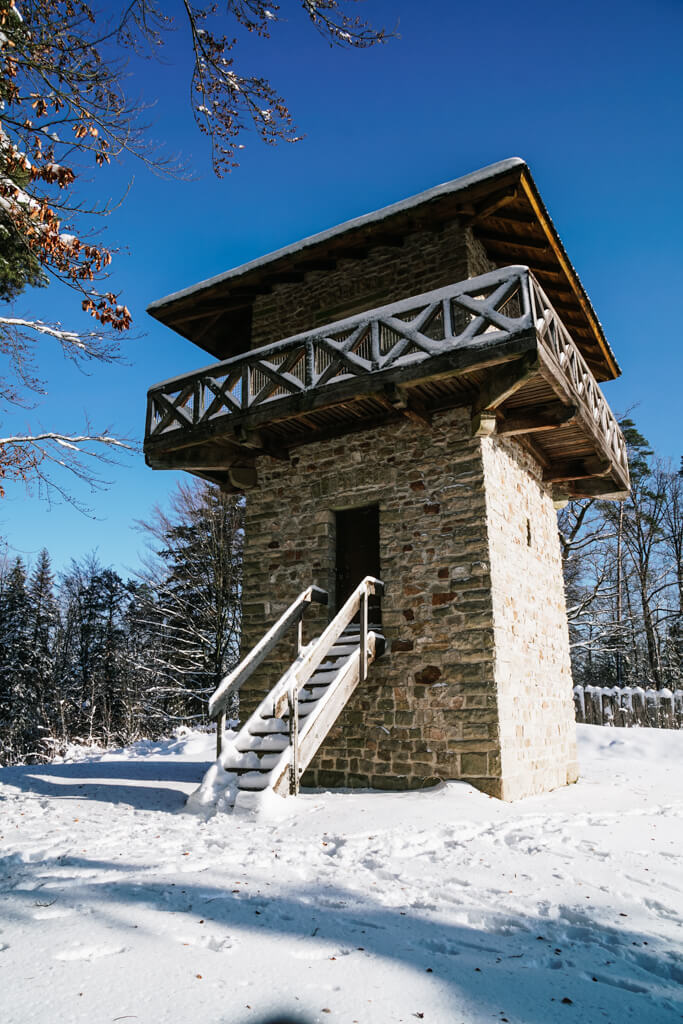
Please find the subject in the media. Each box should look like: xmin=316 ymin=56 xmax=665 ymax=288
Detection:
xmin=335 ymin=504 xmax=381 ymax=623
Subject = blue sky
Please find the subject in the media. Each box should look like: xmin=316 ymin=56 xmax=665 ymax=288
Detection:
xmin=2 ymin=0 xmax=682 ymax=575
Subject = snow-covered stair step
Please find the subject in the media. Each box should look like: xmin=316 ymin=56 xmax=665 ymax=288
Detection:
xmin=299 ymin=685 xmax=331 ymax=702
xmin=249 ymin=716 xmax=289 ymax=736
xmin=253 ymin=752 xmax=282 ymax=772
xmin=327 ymin=643 xmax=358 ymax=656
xmin=237 ymin=771 xmax=272 ymax=791
xmin=236 ymin=733 xmax=289 ymax=754
xmin=222 ymin=749 xmax=282 ymax=773
xmin=222 ymin=749 xmax=262 ymax=771
xmin=308 ymin=669 xmax=343 ymax=683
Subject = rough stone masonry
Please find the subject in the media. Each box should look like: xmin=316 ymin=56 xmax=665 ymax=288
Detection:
xmin=240 ymin=405 xmax=578 ymax=800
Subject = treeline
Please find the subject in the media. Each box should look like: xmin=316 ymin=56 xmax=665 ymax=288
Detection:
xmin=560 ymin=420 xmax=682 ymax=689
xmin=0 ymin=483 xmax=243 ymax=765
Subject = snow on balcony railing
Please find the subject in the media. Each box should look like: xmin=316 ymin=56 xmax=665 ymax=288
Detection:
xmin=145 ymin=265 xmax=627 ymax=481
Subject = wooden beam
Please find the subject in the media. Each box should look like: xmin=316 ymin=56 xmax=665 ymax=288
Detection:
xmin=497 ymin=402 xmax=577 ymax=436
xmin=269 ymin=271 xmax=307 ymax=287
xmin=194 ymin=311 xmax=226 ymax=346
xmin=476 ymin=231 xmax=549 ymax=252
xmin=565 ymin=478 xmax=630 ymax=500
xmin=169 ymin=296 xmax=255 ymax=323
xmin=485 ymin=208 xmax=537 ymax=226
xmin=518 ymin=256 xmax=568 ymax=275
xmin=233 ymin=425 xmax=290 ymax=462
xmin=379 ymin=384 xmax=432 ymax=428
xmin=543 ymin=457 xmax=612 ymax=483
xmin=463 ymin=188 xmax=518 ymax=226
xmin=518 ymin=433 xmax=552 ymax=470
xmin=146 ymin=441 xmax=235 ymax=472
xmin=473 ymin=352 xmax=539 ymax=414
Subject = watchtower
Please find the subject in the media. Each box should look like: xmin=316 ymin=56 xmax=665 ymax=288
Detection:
xmin=144 ymin=159 xmax=629 ymax=801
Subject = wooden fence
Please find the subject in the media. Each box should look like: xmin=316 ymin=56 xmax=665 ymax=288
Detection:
xmin=574 ymin=684 xmax=683 ymax=729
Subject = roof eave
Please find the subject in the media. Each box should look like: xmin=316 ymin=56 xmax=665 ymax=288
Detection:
xmin=147 ymin=158 xmax=526 ymax=316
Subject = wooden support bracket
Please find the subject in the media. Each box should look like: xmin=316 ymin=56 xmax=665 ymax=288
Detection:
xmin=543 ymin=457 xmax=612 ymax=484
xmin=233 ymin=425 xmax=263 ymax=449
xmin=380 ymin=384 xmax=432 ymax=428
xmin=471 ymin=353 xmax=539 ymax=437
xmin=228 ymin=463 xmax=258 ymax=490
xmin=233 ymin=425 xmax=289 ymax=462
xmin=497 ymin=402 xmax=577 ymax=436
xmin=473 ymin=353 xmax=539 ymax=416
xmin=471 ymin=410 xmax=498 ymax=437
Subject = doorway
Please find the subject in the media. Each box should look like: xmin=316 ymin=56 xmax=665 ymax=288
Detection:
xmin=335 ymin=504 xmax=381 ymax=622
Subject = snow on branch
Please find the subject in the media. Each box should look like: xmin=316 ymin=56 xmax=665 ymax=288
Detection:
xmin=0 ymin=428 xmax=137 ymax=514
xmin=0 ymin=316 xmax=86 ymax=348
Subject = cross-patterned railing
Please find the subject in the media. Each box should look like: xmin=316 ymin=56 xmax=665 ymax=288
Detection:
xmin=145 ymin=265 xmax=531 ymax=440
xmin=145 ymin=264 xmax=627 ymax=480
xmin=528 ymin=275 xmax=629 ymax=480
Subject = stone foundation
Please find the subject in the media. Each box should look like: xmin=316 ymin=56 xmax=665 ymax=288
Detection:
xmin=239 ymin=406 xmax=577 ymax=800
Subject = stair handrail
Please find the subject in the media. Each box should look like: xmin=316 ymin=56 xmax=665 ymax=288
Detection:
xmin=270 ymin=575 xmax=384 ymax=793
xmin=272 ymin=575 xmax=384 ymax=720
xmin=209 ymin=584 xmax=328 ymax=753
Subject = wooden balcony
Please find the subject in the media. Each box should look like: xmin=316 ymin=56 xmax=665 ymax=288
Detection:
xmin=144 ymin=265 xmax=629 ymax=499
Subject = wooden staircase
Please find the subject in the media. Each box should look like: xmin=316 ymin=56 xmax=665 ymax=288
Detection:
xmin=206 ymin=576 xmax=384 ymax=801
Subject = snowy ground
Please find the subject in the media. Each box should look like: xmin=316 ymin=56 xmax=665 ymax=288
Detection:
xmin=0 ymin=726 xmax=681 ymax=1024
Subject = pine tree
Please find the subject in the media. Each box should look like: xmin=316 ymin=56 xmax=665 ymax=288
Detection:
xmin=0 ymin=557 xmax=31 ymax=761
xmin=25 ymin=549 xmax=57 ymax=736
xmin=138 ymin=482 xmax=244 ymax=723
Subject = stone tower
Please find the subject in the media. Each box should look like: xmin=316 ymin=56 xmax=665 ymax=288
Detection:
xmin=144 ymin=158 xmax=629 ymax=800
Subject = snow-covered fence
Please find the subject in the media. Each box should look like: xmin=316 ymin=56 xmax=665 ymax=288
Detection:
xmin=573 ymin=684 xmax=683 ymax=729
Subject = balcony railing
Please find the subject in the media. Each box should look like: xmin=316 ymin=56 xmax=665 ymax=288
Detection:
xmin=145 ymin=265 xmax=628 ymax=481
xmin=527 ymin=274 xmax=629 ymax=481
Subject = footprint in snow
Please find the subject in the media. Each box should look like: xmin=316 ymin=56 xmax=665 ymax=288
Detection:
xmin=642 ymin=897 xmax=682 ymax=923
xmin=175 ymin=933 xmax=234 ymax=953
xmin=32 ymin=906 xmax=74 ymax=920
xmin=55 ymin=943 xmax=127 ymax=961
xmin=589 ymin=971 xmax=649 ymax=994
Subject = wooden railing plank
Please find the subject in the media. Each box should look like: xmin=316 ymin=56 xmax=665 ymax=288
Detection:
xmin=208 ymin=583 xmax=328 ymax=721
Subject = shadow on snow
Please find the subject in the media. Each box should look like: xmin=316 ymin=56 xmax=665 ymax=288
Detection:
xmin=0 ymin=849 xmax=681 ymax=1024
xmin=0 ymin=758 xmax=210 ymax=811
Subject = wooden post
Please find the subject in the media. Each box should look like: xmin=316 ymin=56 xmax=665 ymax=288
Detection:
xmin=216 ymin=711 xmax=225 ymax=759
xmin=360 ymin=588 xmax=368 ymax=682
xmin=297 ymin=616 xmax=303 ymax=656
xmin=288 ymin=690 xmax=299 ymax=795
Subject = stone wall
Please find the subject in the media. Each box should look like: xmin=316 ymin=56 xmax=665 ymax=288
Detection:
xmin=240 ymin=405 xmax=578 ymax=800
xmin=481 ymin=436 xmax=578 ymax=799
xmin=250 ymin=224 xmax=495 ymax=349
xmin=240 ymin=407 xmax=505 ymax=795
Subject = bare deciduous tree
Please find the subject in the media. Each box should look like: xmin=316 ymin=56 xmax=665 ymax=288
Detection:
xmin=0 ymin=0 xmax=389 ymax=500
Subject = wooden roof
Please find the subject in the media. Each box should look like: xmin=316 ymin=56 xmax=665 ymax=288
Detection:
xmin=148 ymin=158 xmax=619 ymax=383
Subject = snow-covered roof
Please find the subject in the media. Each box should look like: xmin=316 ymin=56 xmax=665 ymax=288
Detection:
xmin=148 ymin=158 xmax=526 ymax=314
xmin=147 ymin=158 xmax=619 ymax=381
